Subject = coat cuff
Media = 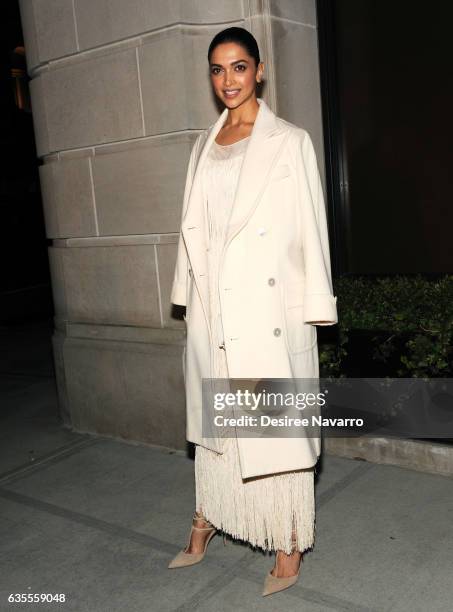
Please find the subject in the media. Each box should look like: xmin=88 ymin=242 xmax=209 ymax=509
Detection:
xmin=171 ymin=280 xmax=186 ymax=307
xmin=303 ymin=294 xmax=338 ymax=326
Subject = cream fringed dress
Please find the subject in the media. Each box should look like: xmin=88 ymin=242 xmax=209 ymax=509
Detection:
xmin=194 ymin=135 xmax=315 ymax=555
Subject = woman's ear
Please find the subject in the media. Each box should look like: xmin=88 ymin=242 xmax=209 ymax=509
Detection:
xmin=256 ymin=62 xmax=264 ymax=83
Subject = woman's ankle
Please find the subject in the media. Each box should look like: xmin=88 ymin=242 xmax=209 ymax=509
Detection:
xmin=193 ymin=510 xmax=212 ymax=527
xmin=272 ymin=549 xmax=302 ymax=578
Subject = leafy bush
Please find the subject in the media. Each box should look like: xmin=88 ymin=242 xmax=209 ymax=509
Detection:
xmin=318 ymin=274 xmax=453 ymax=378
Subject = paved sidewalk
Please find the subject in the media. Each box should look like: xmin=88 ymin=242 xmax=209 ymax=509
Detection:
xmin=1 ymin=320 xmax=452 ymax=611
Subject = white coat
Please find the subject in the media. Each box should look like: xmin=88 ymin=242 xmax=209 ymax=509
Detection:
xmin=171 ymin=97 xmax=338 ymax=479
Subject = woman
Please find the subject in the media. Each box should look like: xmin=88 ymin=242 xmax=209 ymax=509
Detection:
xmin=168 ymin=27 xmax=338 ymax=597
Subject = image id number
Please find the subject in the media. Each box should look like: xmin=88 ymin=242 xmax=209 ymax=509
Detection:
xmin=8 ymin=593 xmax=66 ymax=603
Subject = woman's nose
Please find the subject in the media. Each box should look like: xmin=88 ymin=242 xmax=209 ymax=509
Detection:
xmin=224 ymin=71 xmax=234 ymax=86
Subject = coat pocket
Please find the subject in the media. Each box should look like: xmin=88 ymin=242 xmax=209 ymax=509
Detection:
xmin=270 ymin=163 xmax=291 ymax=182
xmin=283 ymin=281 xmax=317 ymax=353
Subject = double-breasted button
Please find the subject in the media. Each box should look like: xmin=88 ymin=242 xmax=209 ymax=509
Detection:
xmin=273 ymin=327 xmax=281 ymax=337
xmin=268 ymin=277 xmax=275 ymax=286
xmin=258 ymin=227 xmax=267 ymax=235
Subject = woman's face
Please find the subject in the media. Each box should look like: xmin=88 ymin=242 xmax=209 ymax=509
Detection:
xmin=209 ymin=42 xmax=263 ymax=109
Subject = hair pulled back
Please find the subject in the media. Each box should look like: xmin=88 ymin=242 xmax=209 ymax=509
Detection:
xmin=207 ymin=27 xmax=261 ymax=68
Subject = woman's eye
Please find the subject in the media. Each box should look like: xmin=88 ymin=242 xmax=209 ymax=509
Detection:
xmin=211 ymin=65 xmax=246 ymax=75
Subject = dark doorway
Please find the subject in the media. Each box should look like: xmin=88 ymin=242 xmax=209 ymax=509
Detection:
xmin=317 ymin=0 xmax=452 ymax=276
xmin=0 ymin=1 xmax=52 ymax=323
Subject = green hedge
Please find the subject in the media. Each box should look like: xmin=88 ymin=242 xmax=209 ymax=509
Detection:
xmin=319 ymin=274 xmax=453 ymax=378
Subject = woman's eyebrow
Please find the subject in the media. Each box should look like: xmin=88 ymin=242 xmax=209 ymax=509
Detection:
xmin=210 ymin=59 xmax=249 ymax=67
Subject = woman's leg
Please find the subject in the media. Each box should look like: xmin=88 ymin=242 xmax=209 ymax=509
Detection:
xmin=271 ymin=549 xmax=303 ymax=577
xmin=184 ymin=509 xmax=216 ymax=554
xmin=271 ymin=523 xmax=303 ymax=578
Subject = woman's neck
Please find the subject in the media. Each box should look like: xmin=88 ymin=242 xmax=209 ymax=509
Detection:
xmin=223 ymin=95 xmax=259 ymax=129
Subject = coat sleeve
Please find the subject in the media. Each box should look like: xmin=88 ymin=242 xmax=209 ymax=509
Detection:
xmin=170 ymin=134 xmax=202 ymax=306
xmin=295 ymin=129 xmax=338 ymax=326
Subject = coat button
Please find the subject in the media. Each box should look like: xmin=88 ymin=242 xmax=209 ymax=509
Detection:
xmin=273 ymin=327 xmax=281 ymax=337
xmin=258 ymin=227 xmax=267 ymax=235
xmin=268 ymin=277 xmax=275 ymax=286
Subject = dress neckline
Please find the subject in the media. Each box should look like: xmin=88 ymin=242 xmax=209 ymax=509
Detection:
xmin=214 ymin=135 xmax=251 ymax=147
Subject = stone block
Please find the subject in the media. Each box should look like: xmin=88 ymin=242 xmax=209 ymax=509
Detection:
xmin=271 ymin=18 xmax=325 ymax=176
xmin=34 ymin=0 xmax=78 ymax=63
xmin=39 ymin=164 xmax=59 ymax=237
xmin=29 ymin=76 xmax=50 ymax=157
xmin=92 ymin=134 xmax=196 ymax=235
xmin=18 ymin=0 xmax=40 ymax=74
xmin=156 ymin=241 xmax=184 ymax=329
xmin=37 ymin=48 xmax=143 ymax=154
xmin=139 ymin=28 xmax=219 ymax=134
xmin=269 ymin=0 xmax=316 ymax=27
xmin=66 ymin=321 xmax=185 ymax=344
xmin=64 ymin=337 xmax=187 ymax=450
xmin=74 ymin=0 xmax=243 ymax=51
xmin=48 ymin=246 xmax=68 ymax=318
xmin=39 ymin=155 xmax=96 ymax=238
xmin=180 ymin=0 xmax=244 ymax=23
xmin=57 ymin=244 xmax=160 ymax=326
xmin=183 ymin=27 xmax=228 ymax=126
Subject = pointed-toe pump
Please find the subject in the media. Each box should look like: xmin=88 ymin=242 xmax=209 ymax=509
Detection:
xmin=262 ymin=535 xmax=302 ymax=597
xmin=168 ymin=512 xmax=221 ymax=569
xmin=262 ymin=568 xmax=300 ymax=597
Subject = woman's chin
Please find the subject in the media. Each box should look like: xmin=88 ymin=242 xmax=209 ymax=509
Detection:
xmin=222 ymin=96 xmax=241 ymax=107
xmin=221 ymin=94 xmax=250 ymax=109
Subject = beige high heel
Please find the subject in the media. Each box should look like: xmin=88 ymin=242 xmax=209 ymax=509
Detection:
xmin=262 ymin=532 xmax=302 ymax=597
xmin=168 ymin=512 xmax=225 ymax=569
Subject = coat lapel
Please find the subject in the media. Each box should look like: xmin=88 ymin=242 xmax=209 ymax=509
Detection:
xmin=223 ymin=99 xmax=290 ymax=246
xmin=182 ymin=98 xmax=289 ymax=331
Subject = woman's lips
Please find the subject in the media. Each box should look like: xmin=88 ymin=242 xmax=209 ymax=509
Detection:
xmin=224 ymin=89 xmax=240 ymax=98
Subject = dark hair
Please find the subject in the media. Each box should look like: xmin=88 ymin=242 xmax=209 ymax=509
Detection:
xmin=207 ymin=27 xmax=261 ymax=68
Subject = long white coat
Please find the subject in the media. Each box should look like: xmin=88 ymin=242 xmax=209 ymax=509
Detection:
xmin=171 ymin=97 xmax=338 ymax=479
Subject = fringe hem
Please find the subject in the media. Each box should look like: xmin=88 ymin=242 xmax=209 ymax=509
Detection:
xmin=195 ymin=436 xmax=315 ymax=554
